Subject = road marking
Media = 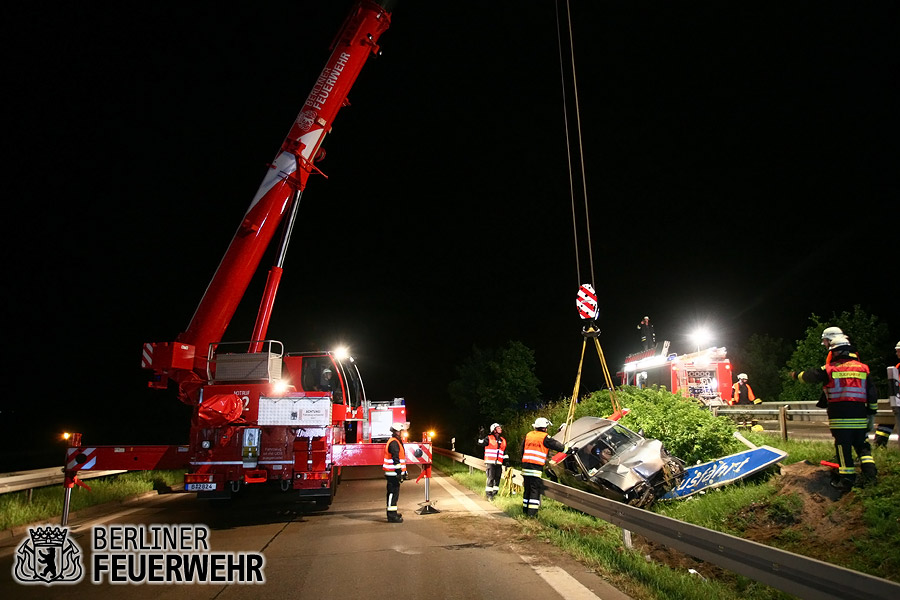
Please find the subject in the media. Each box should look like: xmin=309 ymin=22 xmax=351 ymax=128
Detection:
xmin=433 ymin=475 xmax=603 ymax=599
xmin=431 ymin=474 xmax=495 ymax=516
xmin=522 ymin=555 xmax=604 ymax=600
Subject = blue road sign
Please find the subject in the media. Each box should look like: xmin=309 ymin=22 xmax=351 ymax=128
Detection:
xmin=661 ymin=445 xmax=787 ymax=500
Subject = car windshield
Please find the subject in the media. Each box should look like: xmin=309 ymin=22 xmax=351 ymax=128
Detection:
xmin=596 ymin=424 xmax=642 ymax=453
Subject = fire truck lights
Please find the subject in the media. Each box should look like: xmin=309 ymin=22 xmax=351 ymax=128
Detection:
xmin=185 ymin=473 xmax=214 ymax=484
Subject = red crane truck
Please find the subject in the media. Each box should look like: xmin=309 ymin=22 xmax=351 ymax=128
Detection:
xmin=62 ymin=0 xmax=432 ymax=516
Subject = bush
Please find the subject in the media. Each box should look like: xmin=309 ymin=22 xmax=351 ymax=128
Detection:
xmin=506 ymin=386 xmax=742 ymax=466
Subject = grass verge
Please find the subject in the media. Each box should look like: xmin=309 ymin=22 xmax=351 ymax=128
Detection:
xmin=0 ymin=470 xmax=185 ymax=532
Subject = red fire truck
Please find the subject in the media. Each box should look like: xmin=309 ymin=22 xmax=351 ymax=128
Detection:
xmin=63 ymin=0 xmax=432 ymax=512
xmin=619 ymin=345 xmax=733 ymax=407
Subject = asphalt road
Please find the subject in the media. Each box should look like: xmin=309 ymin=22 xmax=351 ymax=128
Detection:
xmin=1 ymin=467 xmax=632 ymax=599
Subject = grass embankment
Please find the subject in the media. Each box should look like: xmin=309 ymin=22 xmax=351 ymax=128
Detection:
xmin=0 ymin=470 xmax=185 ymax=532
xmin=433 ymin=437 xmax=900 ymax=600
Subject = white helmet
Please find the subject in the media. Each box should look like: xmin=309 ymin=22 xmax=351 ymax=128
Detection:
xmin=533 ymin=417 xmax=552 ymax=429
xmin=390 ymin=422 xmax=407 ymax=433
xmin=738 ymin=373 xmax=748 ymax=381
xmin=895 ymin=341 xmax=900 ymax=350
xmin=821 ymin=327 xmax=849 ymax=347
xmin=489 ymin=422 xmax=501 ymax=433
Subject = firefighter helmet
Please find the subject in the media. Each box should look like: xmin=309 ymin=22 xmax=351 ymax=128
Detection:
xmin=821 ymin=327 xmax=843 ymax=341
xmin=532 ymin=417 xmax=552 ymax=429
xmin=390 ymin=422 xmax=407 ymax=433
xmin=738 ymin=373 xmax=748 ymax=381
xmin=489 ymin=423 xmax=501 ymax=433
xmin=821 ymin=327 xmax=849 ymax=347
xmin=895 ymin=341 xmax=900 ymax=350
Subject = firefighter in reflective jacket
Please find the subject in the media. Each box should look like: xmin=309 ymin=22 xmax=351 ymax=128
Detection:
xmin=730 ymin=373 xmax=760 ymax=405
xmin=383 ymin=422 xmax=408 ymax=523
xmin=791 ymin=328 xmax=878 ymax=491
xmin=477 ymin=423 xmax=510 ymax=500
xmin=520 ymin=417 xmax=565 ymax=517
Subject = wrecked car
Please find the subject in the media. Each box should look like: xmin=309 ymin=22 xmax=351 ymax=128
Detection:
xmin=545 ymin=416 xmax=686 ymax=508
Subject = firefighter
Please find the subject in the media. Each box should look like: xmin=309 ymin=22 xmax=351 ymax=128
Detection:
xmin=520 ymin=417 xmax=566 ymax=517
xmin=477 ymin=423 xmax=510 ymax=500
xmin=791 ymin=327 xmax=878 ymax=491
xmin=731 ymin=373 xmax=760 ymax=405
xmin=637 ymin=316 xmax=656 ymax=351
xmin=383 ymin=422 xmax=408 ymax=523
xmin=873 ymin=340 xmax=900 ymax=449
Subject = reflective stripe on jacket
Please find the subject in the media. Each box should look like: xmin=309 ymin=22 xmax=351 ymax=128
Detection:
xmin=383 ymin=437 xmax=407 ymax=475
xmin=484 ymin=435 xmax=508 ymax=464
xmin=824 ymin=360 xmax=869 ymax=403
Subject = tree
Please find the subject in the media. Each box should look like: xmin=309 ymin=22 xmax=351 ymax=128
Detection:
xmin=782 ymin=306 xmax=890 ymax=402
xmin=447 ymin=341 xmax=542 ymax=448
xmin=729 ymin=333 xmax=791 ymax=401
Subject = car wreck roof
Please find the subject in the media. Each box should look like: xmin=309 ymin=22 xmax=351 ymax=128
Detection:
xmin=552 ymin=416 xmax=617 ymax=446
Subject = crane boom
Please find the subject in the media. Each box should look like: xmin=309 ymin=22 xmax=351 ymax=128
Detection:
xmin=143 ymin=1 xmax=394 ymax=401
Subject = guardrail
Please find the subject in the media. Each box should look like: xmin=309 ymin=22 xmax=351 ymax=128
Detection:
xmin=433 ymin=447 xmax=900 ymax=600
xmin=713 ymin=401 xmax=895 ymax=441
xmin=0 ymin=467 xmax=126 ymax=499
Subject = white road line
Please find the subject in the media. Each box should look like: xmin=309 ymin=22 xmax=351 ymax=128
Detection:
xmin=522 ymin=554 xmax=605 ymax=600
xmin=433 ymin=474 xmax=602 ymax=600
xmin=431 ymin=474 xmax=495 ymax=516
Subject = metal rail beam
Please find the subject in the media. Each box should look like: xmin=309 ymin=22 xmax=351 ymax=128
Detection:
xmin=0 ymin=467 xmax=126 ymax=495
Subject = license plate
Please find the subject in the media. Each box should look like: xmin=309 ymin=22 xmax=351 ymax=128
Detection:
xmin=185 ymin=483 xmax=217 ymax=491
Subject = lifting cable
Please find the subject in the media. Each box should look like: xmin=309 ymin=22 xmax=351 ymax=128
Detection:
xmin=555 ymin=1 xmax=620 ymax=441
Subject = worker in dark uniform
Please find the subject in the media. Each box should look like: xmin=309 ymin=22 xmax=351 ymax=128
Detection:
xmin=382 ymin=422 xmax=408 ymax=522
xmin=477 ymin=423 xmax=509 ymax=500
xmin=791 ymin=327 xmax=878 ymax=491
xmin=731 ymin=373 xmax=760 ymax=405
xmin=873 ymin=340 xmax=900 ymax=449
xmin=637 ymin=316 xmax=656 ymax=351
xmin=520 ymin=417 xmax=566 ymax=517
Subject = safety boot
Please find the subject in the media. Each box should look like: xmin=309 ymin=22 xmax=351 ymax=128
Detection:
xmin=830 ymin=478 xmax=853 ymax=493
xmin=387 ymin=513 xmax=403 ymax=523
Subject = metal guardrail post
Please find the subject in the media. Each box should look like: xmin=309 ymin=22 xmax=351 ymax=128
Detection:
xmin=779 ymin=405 xmax=788 ymax=441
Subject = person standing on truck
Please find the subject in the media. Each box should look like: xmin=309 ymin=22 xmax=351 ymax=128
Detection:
xmin=477 ymin=423 xmax=510 ymax=500
xmin=873 ymin=340 xmax=900 ymax=449
xmin=383 ymin=422 xmax=408 ymax=523
xmin=637 ymin=316 xmax=656 ymax=351
xmin=520 ymin=417 xmax=566 ymax=517
xmin=790 ymin=327 xmax=878 ymax=491
xmin=731 ymin=373 xmax=760 ymax=405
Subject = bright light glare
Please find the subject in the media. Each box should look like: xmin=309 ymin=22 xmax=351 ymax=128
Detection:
xmin=333 ymin=346 xmax=350 ymax=360
xmin=273 ymin=380 xmax=290 ymax=394
xmin=61 ymin=432 xmax=71 ymax=441
xmin=428 ymin=430 xmax=436 ymax=439
xmin=690 ymin=328 xmax=711 ymax=347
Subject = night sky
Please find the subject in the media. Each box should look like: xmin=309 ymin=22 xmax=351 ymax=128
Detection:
xmin=5 ymin=1 xmax=897 ymax=467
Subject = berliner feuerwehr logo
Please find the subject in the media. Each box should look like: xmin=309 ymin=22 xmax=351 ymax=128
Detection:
xmin=295 ymin=109 xmax=316 ymax=132
xmin=13 ymin=525 xmax=84 ymax=585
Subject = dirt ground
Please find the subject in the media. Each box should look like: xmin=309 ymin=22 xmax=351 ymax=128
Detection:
xmin=633 ymin=461 xmax=868 ymax=578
